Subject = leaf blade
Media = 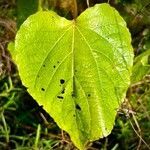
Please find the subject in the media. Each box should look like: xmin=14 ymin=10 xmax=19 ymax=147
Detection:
xmin=13 ymin=3 xmax=133 ymax=150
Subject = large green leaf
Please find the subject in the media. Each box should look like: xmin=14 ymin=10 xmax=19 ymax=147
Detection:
xmin=13 ymin=3 xmax=133 ymax=150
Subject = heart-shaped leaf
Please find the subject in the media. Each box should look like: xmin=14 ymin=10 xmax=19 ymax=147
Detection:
xmin=13 ymin=3 xmax=133 ymax=150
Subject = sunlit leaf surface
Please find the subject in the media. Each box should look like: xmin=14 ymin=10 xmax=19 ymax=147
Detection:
xmin=13 ymin=3 xmax=133 ymax=149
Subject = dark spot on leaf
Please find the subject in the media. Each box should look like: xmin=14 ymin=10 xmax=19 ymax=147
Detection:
xmin=71 ymin=92 xmax=76 ymax=98
xmin=43 ymin=64 xmax=45 ymax=67
xmin=75 ymin=69 xmax=77 ymax=72
xmin=73 ymin=114 xmax=76 ymax=117
xmin=37 ymin=75 xmax=39 ymax=78
xmin=41 ymin=88 xmax=45 ymax=91
xmin=76 ymin=104 xmax=81 ymax=111
xmin=61 ymin=89 xmax=65 ymax=94
xmin=57 ymin=61 xmax=60 ymax=64
xmin=87 ymin=94 xmax=91 ymax=97
xmin=60 ymin=79 xmax=65 ymax=84
xmin=57 ymin=96 xmax=64 ymax=99
xmin=53 ymin=65 xmax=56 ymax=68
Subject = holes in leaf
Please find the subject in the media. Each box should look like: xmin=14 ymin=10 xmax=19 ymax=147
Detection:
xmin=41 ymin=88 xmax=45 ymax=91
xmin=53 ymin=61 xmax=60 ymax=69
xmin=87 ymin=94 xmax=91 ymax=97
xmin=60 ymin=79 xmax=65 ymax=84
xmin=57 ymin=96 xmax=64 ymax=99
xmin=61 ymin=89 xmax=65 ymax=94
xmin=76 ymin=104 xmax=81 ymax=111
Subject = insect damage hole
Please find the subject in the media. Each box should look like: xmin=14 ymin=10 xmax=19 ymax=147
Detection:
xmin=60 ymin=79 xmax=65 ymax=84
xmin=61 ymin=89 xmax=65 ymax=94
xmin=76 ymin=104 xmax=81 ymax=111
xmin=57 ymin=96 xmax=64 ymax=99
xmin=87 ymin=94 xmax=91 ymax=97
xmin=41 ymin=88 xmax=45 ymax=91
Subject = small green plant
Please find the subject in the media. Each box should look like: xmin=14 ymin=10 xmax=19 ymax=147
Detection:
xmin=131 ymin=49 xmax=150 ymax=84
xmin=10 ymin=3 xmax=134 ymax=150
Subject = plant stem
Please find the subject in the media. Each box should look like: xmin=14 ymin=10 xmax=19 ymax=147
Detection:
xmin=34 ymin=124 xmax=41 ymax=149
xmin=87 ymin=0 xmax=90 ymax=7
xmin=72 ymin=0 xmax=78 ymax=19
xmin=38 ymin=0 xmax=42 ymax=11
xmin=1 ymin=113 xmax=9 ymax=143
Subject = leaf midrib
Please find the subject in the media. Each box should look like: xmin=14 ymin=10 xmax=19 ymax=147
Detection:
xmin=75 ymin=25 xmax=106 ymax=135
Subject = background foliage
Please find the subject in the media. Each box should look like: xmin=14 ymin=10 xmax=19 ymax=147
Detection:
xmin=0 ymin=0 xmax=150 ymax=149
